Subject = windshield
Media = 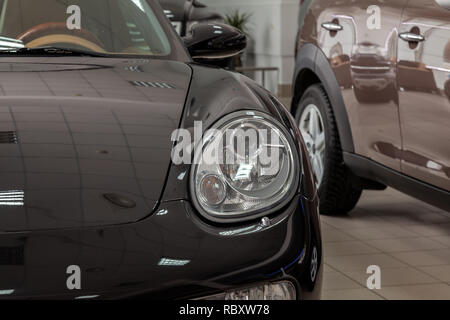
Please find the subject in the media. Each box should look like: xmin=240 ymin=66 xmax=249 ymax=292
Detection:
xmin=0 ymin=0 xmax=172 ymax=56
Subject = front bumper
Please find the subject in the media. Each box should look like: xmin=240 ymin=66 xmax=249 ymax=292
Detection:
xmin=0 ymin=195 xmax=321 ymax=300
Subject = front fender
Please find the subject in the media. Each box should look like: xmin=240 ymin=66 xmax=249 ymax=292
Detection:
xmin=292 ymin=44 xmax=355 ymax=154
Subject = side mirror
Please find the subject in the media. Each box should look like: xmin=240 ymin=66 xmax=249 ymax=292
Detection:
xmin=183 ymin=23 xmax=247 ymax=61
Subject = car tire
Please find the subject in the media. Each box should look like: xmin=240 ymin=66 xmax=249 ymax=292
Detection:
xmin=295 ymin=84 xmax=362 ymax=215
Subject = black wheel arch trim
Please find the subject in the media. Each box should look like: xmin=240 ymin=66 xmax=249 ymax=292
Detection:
xmin=292 ymin=43 xmax=355 ymax=154
xmin=344 ymin=152 xmax=450 ymax=212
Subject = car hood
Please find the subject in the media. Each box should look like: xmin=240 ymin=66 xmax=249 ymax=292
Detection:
xmin=0 ymin=57 xmax=192 ymax=232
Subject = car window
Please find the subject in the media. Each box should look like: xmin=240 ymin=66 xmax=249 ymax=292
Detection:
xmin=0 ymin=0 xmax=171 ymax=56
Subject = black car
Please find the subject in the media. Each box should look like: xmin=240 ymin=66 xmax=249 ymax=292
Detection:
xmin=0 ymin=0 xmax=322 ymax=300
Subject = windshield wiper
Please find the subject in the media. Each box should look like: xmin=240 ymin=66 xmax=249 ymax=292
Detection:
xmin=0 ymin=46 xmax=110 ymax=57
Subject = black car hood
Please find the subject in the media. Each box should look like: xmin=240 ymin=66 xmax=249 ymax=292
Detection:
xmin=0 ymin=57 xmax=192 ymax=232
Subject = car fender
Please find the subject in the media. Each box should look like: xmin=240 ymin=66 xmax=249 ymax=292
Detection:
xmin=292 ymin=43 xmax=355 ymax=154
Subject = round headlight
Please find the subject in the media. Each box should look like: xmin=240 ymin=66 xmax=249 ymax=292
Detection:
xmin=190 ymin=111 xmax=300 ymax=222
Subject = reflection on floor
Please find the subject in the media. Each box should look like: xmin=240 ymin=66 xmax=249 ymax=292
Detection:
xmin=321 ymin=188 xmax=450 ymax=300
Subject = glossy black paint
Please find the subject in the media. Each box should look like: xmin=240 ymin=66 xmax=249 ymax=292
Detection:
xmin=183 ymin=23 xmax=247 ymax=60
xmin=0 ymin=0 xmax=322 ymax=299
xmin=0 ymin=58 xmax=322 ymax=299
xmin=0 ymin=58 xmax=192 ymax=232
xmin=163 ymin=64 xmax=317 ymax=203
xmin=0 ymin=196 xmax=316 ymax=299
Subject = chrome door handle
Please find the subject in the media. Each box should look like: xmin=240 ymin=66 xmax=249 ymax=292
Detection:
xmin=321 ymin=22 xmax=343 ymax=32
xmin=399 ymin=32 xmax=425 ymax=42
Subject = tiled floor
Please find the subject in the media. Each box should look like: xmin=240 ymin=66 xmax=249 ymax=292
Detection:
xmin=321 ymin=188 xmax=450 ymax=300
xmin=276 ymin=95 xmax=450 ymax=299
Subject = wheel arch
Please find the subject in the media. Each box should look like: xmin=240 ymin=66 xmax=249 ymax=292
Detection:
xmin=291 ymin=44 xmax=355 ymax=154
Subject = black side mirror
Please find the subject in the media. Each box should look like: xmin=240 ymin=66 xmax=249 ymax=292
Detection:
xmin=183 ymin=23 xmax=247 ymax=61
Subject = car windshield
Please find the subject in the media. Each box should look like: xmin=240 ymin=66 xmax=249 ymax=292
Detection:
xmin=0 ymin=0 xmax=171 ymax=56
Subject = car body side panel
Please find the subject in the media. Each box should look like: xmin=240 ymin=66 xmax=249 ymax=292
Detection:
xmin=398 ymin=0 xmax=450 ymax=191
xmin=0 ymin=195 xmax=314 ymax=299
xmin=295 ymin=0 xmax=407 ymax=172
xmin=161 ymin=64 xmax=322 ymax=297
xmin=0 ymin=64 xmax=323 ymax=299
xmin=292 ymin=43 xmax=355 ymax=154
xmin=293 ymin=1 xmax=355 ymax=154
xmin=0 ymin=1 xmax=323 ymax=300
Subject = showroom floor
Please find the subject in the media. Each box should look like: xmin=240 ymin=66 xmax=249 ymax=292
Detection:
xmin=321 ymin=188 xmax=450 ymax=300
xmin=280 ymin=96 xmax=450 ymax=300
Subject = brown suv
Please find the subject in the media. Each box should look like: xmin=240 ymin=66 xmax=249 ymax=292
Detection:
xmin=292 ymin=0 xmax=450 ymax=215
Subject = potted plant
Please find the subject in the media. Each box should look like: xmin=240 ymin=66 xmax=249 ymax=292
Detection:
xmin=225 ymin=10 xmax=252 ymax=69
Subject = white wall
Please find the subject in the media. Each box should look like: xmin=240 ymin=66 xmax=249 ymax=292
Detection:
xmin=204 ymin=0 xmax=299 ymax=95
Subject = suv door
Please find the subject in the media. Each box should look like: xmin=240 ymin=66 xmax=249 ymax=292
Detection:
xmin=398 ymin=0 xmax=450 ymax=191
xmin=317 ymin=0 xmax=408 ymax=171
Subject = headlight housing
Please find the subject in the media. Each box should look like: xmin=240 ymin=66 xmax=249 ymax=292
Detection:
xmin=197 ymin=281 xmax=297 ymax=300
xmin=190 ymin=111 xmax=300 ymax=222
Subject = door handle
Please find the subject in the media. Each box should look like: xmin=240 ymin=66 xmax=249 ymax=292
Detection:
xmin=321 ymin=22 xmax=343 ymax=32
xmin=399 ymin=32 xmax=425 ymax=43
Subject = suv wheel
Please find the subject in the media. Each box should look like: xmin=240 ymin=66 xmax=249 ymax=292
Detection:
xmin=295 ymin=84 xmax=362 ymax=215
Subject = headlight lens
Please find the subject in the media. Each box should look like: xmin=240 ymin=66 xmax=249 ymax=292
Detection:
xmin=197 ymin=281 xmax=297 ymax=300
xmin=191 ymin=111 xmax=299 ymax=221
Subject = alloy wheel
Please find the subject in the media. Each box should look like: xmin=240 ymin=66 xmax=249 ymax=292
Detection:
xmin=299 ymin=104 xmax=326 ymax=187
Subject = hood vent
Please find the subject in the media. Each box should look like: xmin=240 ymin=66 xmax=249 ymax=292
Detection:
xmin=125 ymin=66 xmax=143 ymax=72
xmin=0 ymin=131 xmax=18 ymax=144
xmin=130 ymin=81 xmax=176 ymax=89
xmin=0 ymin=190 xmax=24 ymax=207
